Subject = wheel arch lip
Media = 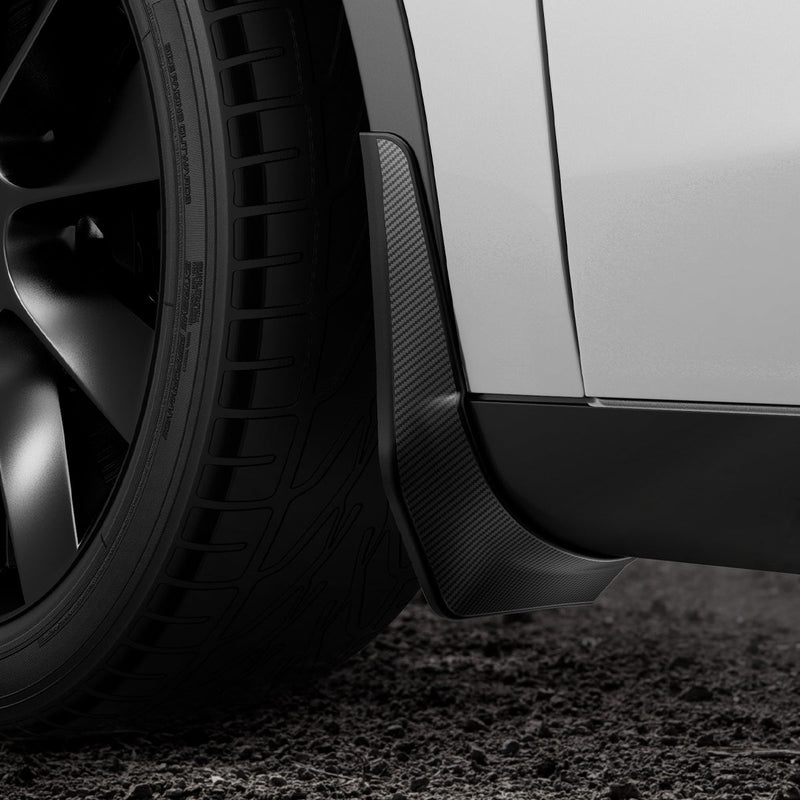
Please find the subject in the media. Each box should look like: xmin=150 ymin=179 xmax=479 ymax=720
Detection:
xmin=342 ymin=0 xmax=445 ymax=265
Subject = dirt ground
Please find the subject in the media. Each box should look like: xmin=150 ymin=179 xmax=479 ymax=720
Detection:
xmin=5 ymin=560 xmax=800 ymax=800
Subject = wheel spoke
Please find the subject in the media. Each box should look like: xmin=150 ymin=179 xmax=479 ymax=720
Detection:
xmin=0 ymin=320 xmax=77 ymax=604
xmin=0 ymin=0 xmax=161 ymax=617
xmin=13 ymin=65 xmax=160 ymax=207
xmin=0 ymin=0 xmax=60 ymax=106
xmin=11 ymin=264 xmax=154 ymax=442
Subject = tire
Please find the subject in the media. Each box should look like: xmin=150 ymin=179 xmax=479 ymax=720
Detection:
xmin=0 ymin=0 xmax=416 ymax=732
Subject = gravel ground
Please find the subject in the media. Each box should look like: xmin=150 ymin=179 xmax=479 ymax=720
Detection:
xmin=5 ymin=560 xmax=800 ymax=800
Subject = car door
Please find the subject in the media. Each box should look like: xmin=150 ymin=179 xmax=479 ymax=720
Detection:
xmin=545 ymin=0 xmax=800 ymax=407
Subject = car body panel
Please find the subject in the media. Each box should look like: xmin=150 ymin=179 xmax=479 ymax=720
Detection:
xmin=545 ymin=0 xmax=800 ymax=405
xmin=402 ymin=0 xmax=585 ymax=398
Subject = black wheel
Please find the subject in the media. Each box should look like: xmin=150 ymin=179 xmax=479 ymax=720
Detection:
xmin=0 ymin=0 xmax=416 ymax=732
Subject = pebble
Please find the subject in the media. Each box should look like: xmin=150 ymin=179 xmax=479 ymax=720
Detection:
xmin=13 ymin=765 xmax=35 ymax=784
xmin=369 ymin=758 xmax=390 ymax=776
xmin=386 ymin=723 xmax=406 ymax=739
xmin=608 ymin=781 xmax=641 ymax=800
xmin=124 ymin=785 xmax=154 ymax=800
xmin=501 ymin=739 xmax=520 ymax=757
xmin=482 ymin=642 xmax=502 ymax=658
xmin=535 ymin=758 xmax=557 ymax=778
xmin=236 ymin=745 xmax=256 ymax=761
xmin=678 ymin=684 xmax=713 ymax=702
xmin=469 ymin=747 xmax=487 ymax=766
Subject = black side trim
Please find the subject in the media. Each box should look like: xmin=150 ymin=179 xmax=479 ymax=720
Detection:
xmin=362 ymin=133 xmax=631 ymax=619
xmin=470 ymin=398 xmax=800 ymax=574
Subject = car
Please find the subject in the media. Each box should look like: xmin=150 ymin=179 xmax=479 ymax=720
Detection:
xmin=0 ymin=0 xmax=795 ymax=731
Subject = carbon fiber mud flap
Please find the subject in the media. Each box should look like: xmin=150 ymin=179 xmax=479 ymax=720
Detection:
xmin=361 ymin=133 xmax=631 ymax=619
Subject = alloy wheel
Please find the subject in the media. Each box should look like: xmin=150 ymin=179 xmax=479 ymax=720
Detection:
xmin=0 ymin=0 xmax=162 ymax=612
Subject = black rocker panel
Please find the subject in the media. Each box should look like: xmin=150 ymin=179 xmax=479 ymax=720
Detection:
xmin=470 ymin=399 xmax=800 ymax=575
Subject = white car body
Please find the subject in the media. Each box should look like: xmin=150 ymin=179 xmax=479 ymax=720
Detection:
xmin=397 ymin=0 xmax=800 ymax=407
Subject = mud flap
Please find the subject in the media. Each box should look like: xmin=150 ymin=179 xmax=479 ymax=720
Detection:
xmin=362 ymin=132 xmax=631 ymax=619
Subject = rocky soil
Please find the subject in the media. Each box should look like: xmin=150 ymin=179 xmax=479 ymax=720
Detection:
xmin=4 ymin=560 xmax=800 ymax=799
